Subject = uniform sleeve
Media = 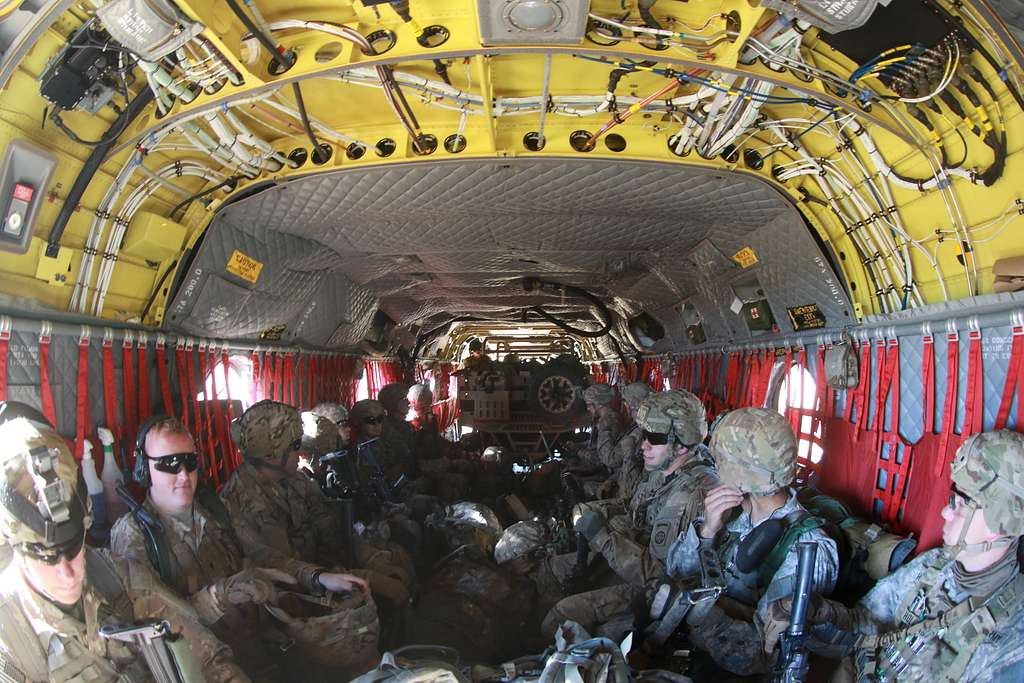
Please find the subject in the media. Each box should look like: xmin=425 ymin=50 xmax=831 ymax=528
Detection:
xmin=228 ymin=504 xmax=321 ymax=589
xmin=847 ymin=549 xmax=940 ymax=635
xmin=114 ymin=553 xmax=251 ymax=683
xmin=666 ymin=522 xmax=703 ymax=579
xmin=109 ymin=513 xmax=149 ymax=565
xmin=964 ymin=610 xmax=1024 ymax=683
xmin=301 ymin=479 xmax=350 ymax=567
xmin=595 ymin=414 xmax=625 ymax=470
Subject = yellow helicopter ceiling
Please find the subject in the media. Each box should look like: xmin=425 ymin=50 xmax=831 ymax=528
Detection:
xmin=0 ymin=0 xmax=1019 ymax=351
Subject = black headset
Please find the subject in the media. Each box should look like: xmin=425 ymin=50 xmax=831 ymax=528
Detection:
xmin=133 ymin=414 xmax=170 ymax=487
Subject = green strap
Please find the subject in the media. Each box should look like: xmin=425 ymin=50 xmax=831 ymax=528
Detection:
xmin=757 ymin=513 xmax=825 ymax=590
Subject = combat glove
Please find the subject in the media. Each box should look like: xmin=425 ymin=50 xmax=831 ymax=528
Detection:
xmin=761 ymin=594 xmax=856 ymax=655
xmin=214 ymin=567 xmax=294 ymax=610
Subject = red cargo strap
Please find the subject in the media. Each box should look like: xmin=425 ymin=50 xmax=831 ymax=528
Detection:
xmin=872 ymin=335 xmax=898 ymax=452
xmin=74 ymin=328 xmax=91 ymax=460
xmin=724 ymin=352 xmax=741 ymax=408
xmin=176 ymin=340 xmax=191 ymax=427
xmin=250 ymin=349 xmax=261 ymax=404
xmin=852 ymin=340 xmax=872 ymax=441
xmin=274 ymin=352 xmax=284 ymax=402
xmin=207 ymin=344 xmax=225 ymax=488
xmin=879 ymin=337 xmax=910 ymax=524
xmin=198 ymin=342 xmax=216 ymax=475
xmin=283 ymin=352 xmax=295 ymax=405
xmin=0 ymin=316 xmax=10 ymax=401
xmin=186 ymin=339 xmax=201 ymax=442
xmin=809 ymin=343 xmax=829 ymax=442
xmin=262 ymin=351 xmax=273 ymax=401
xmin=101 ymin=330 xmax=119 ymax=442
xmin=922 ymin=331 xmax=936 ymax=433
xmin=308 ymin=355 xmax=318 ymax=407
xmin=995 ymin=316 xmax=1024 ymax=430
xmin=137 ymin=333 xmax=151 ymax=422
xmin=38 ymin=323 xmax=57 ymax=428
xmin=222 ymin=348 xmax=241 ymax=470
xmin=155 ymin=335 xmax=174 ymax=416
xmin=121 ymin=331 xmax=138 ymax=466
xmin=935 ymin=330 xmax=960 ymax=476
xmin=962 ymin=325 xmax=984 ymax=437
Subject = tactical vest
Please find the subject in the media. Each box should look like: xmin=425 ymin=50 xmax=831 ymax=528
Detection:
xmin=856 ymin=555 xmax=1024 ymax=682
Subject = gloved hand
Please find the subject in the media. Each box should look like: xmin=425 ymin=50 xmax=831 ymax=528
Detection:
xmin=761 ymin=594 xmax=853 ymax=654
xmin=318 ymin=572 xmax=370 ymax=595
xmin=574 ymin=510 xmax=607 ymax=542
xmin=215 ymin=567 xmax=294 ymax=609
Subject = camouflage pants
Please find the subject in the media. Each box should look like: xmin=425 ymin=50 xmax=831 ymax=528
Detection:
xmin=541 ymin=583 xmax=647 ymax=640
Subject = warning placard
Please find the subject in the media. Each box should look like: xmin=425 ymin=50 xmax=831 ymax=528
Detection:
xmin=732 ymin=247 xmax=759 ymax=268
xmin=787 ymin=303 xmax=827 ymax=331
xmin=226 ymin=249 xmax=263 ymax=284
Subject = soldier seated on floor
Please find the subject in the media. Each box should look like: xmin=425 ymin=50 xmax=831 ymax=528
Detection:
xmin=763 ymin=429 xmax=1024 ymax=682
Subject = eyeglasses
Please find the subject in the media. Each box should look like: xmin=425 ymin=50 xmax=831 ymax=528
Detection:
xmin=642 ymin=430 xmax=670 ymax=446
xmin=948 ymin=483 xmax=975 ymax=510
xmin=150 ymin=452 xmax=199 ymax=475
xmin=23 ymin=525 xmax=85 ymax=565
xmin=337 ymin=420 xmax=350 ymax=428
xmin=362 ymin=415 xmax=385 ymax=425
xmin=291 ymin=438 xmax=303 ymax=452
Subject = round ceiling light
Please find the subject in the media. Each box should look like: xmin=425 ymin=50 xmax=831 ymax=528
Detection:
xmin=503 ymin=0 xmax=564 ymax=32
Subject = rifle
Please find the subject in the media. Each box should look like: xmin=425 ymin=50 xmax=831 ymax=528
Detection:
xmin=99 ymin=620 xmax=204 ymax=683
xmin=560 ymin=472 xmax=589 ymax=584
xmin=772 ymin=541 xmax=818 ymax=683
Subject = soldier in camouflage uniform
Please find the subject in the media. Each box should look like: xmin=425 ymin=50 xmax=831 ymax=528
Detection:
xmin=542 ymin=390 xmax=718 ymax=638
xmin=763 ymin=429 xmax=1024 ymax=682
xmin=565 ymin=384 xmax=625 ymax=499
xmin=0 ymin=416 xmax=248 ymax=683
xmin=220 ymin=400 xmax=414 ymax=606
xmin=663 ymin=407 xmax=838 ymax=676
xmin=311 ymin=401 xmax=351 ymax=445
xmin=612 ymin=381 xmax=655 ymax=502
xmin=110 ymin=416 xmax=374 ymax=675
xmin=378 ymin=384 xmax=418 ymax=481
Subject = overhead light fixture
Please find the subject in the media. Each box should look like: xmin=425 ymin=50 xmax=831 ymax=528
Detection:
xmin=477 ymin=0 xmax=588 ymax=45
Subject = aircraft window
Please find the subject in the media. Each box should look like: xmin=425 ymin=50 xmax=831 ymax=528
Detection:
xmin=774 ymin=363 xmax=823 ymax=465
xmin=356 ymin=372 xmax=369 ymax=401
xmin=199 ymin=356 xmax=252 ymax=409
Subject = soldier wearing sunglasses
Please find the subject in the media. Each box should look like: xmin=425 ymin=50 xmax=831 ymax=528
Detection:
xmin=542 ymin=390 xmax=718 ymax=638
xmin=0 ymin=416 xmax=249 ymax=683
xmin=110 ymin=415 xmax=371 ymax=674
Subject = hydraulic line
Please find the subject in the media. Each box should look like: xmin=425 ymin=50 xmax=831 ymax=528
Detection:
xmin=522 ymin=279 xmax=615 ymax=339
xmin=46 ymin=87 xmax=154 ymax=258
xmin=537 ymin=54 xmax=552 ymax=146
xmin=169 ymin=175 xmax=243 ymax=221
xmin=291 ymin=82 xmax=324 ymax=157
xmin=583 ymin=73 xmax=695 ymax=151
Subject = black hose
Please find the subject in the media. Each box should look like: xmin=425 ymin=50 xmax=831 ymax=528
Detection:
xmin=291 ymin=82 xmax=321 ymax=152
xmin=140 ymin=258 xmax=178 ymax=324
xmin=224 ymin=0 xmax=295 ymax=70
xmin=522 ymin=278 xmax=615 ymax=338
xmin=413 ymin=315 xmax=484 ymax=360
xmin=45 ymin=87 xmax=154 ymax=258
xmin=169 ymin=175 xmax=242 ymax=221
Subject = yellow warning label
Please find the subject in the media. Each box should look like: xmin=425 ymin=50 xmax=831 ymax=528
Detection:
xmin=226 ymin=249 xmax=263 ymax=284
xmin=732 ymin=247 xmax=759 ymax=268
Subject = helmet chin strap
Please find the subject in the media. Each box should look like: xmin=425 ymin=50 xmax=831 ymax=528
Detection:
xmin=949 ymin=505 xmax=1015 ymax=554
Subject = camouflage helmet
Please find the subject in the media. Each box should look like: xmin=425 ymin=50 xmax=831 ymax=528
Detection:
xmin=620 ymin=382 xmax=653 ymax=410
xmin=444 ymin=502 xmax=503 ymax=535
xmin=582 ymin=383 xmax=615 ymax=407
xmin=311 ymin=402 xmax=349 ymax=426
xmin=350 ymin=399 xmax=385 ymax=426
xmin=494 ymin=520 xmax=548 ymax=564
xmin=951 ymin=430 xmax=1024 ymax=536
xmin=265 ymin=590 xmax=379 ymax=672
xmin=635 ymin=390 xmax=708 ymax=447
xmin=300 ymin=412 xmax=340 ymax=457
xmin=711 ymin=407 xmax=796 ymax=495
xmin=408 ymin=384 xmax=433 ymax=409
xmin=0 ymin=418 xmax=91 ymax=561
xmin=236 ymin=400 xmax=302 ymax=465
xmin=378 ymin=383 xmax=411 ymax=415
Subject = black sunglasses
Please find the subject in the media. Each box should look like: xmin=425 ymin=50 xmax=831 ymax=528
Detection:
xmin=151 ymin=452 xmax=200 ymax=475
xmin=642 ymin=430 xmax=670 ymax=446
xmin=24 ymin=525 xmax=85 ymax=565
xmin=362 ymin=415 xmax=385 ymax=425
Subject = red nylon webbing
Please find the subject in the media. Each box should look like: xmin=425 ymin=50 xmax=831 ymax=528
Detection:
xmin=101 ymin=333 xmax=119 ymax=442
xmin=962 ymin=329 xmax=984 ymax=437
xmin=186 ymin=339 xmax=201 ymax=443
xmin=996 ymin=324 xmax=1024 ymax=430
xmin=872 ymin=337 xmax=898 ymax=453
xmin=176 ymin=342 xmax=191 ymax=428
xmin=137 ymin=334 xmax=151 ymax=422
xmin=810 ymin=345 xmax=829 ymax=442
xmin=222 ymin=349 xmax=240 ymax=470
xmin=155 ymin=336 xmax=174 ymax=416
xmin=207 ymin=345 xmax=224 ymax=488
xmin=273 ymin=352 xmax=283 ymax=402
xmin=852 ymin=341 xmax=872 ymax=442
xmin=0 ymin=321 xmax=10 ymax=402
xmin=880 ymin=338 xmax=910 ymax=524
xmin=261 ymin=351 xmax=272 ymax=401
xmin=198 ymin=344 xmax=215 ymax=477
xmin=74 ymin=332 xmax=90 ymax=460
xmin=935 ymin=332 xmax=960 ymax=476
xmin=121 ymin=333 xmax=137 ymax=465
xmin=922 ymin=334 xmax=936 ymax=434
xmin=283 ymin=353 xmax=295 ymax=405
xmin=250 ymin=350 xmax=261 ymax=404
xmin=38 ymin=327 xmax=57 ymax=428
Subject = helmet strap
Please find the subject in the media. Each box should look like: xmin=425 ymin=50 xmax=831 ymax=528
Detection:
xmin=949 ymin=505 xmax=1015 ymax=554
